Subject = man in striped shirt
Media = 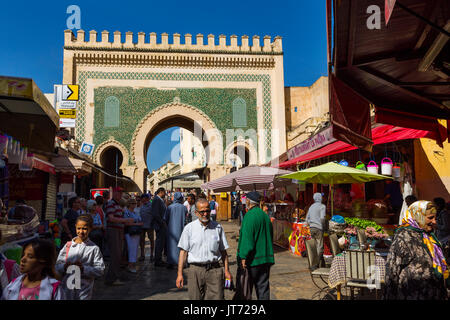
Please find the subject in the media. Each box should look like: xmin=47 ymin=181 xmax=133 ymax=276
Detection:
xmin=104 ymin=187 xmax=134 ymax=286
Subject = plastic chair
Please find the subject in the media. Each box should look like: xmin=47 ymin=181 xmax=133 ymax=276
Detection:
xmin=344 ymin=250 xmax=379 ymax=300
xmin=305 ymin=239 xmax=334 ymax=300
xmin=329 ymin=233 xmax=342 ymax=257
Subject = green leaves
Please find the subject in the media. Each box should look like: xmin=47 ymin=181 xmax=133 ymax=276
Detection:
xmin=344 ymin=217 xmax=383 ymax=232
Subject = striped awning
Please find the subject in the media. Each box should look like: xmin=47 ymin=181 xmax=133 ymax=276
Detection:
xmin=201 ymin=165 xmax=294 ymax=192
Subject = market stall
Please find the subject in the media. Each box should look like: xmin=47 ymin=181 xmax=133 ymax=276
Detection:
xmin=0 ymin=76 xmax=59 ymax=259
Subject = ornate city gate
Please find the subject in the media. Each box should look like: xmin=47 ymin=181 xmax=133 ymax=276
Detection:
xmin=63 ymin=29 xmax=287 ymax=191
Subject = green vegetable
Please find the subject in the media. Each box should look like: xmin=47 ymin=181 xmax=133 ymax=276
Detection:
xmin=344 ymin=217 xmax=383 ymax=232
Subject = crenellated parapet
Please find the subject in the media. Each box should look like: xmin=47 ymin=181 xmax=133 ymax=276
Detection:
xmin=64 ymin=30 xmax=283 ymax=54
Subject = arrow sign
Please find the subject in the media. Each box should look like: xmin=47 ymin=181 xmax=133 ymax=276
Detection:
xmin=62 ymin=84 xmax=79 ymax=101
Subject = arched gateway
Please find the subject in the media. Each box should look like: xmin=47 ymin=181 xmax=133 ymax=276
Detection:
xmin=63 ymin=30 xmax=287 ymax=191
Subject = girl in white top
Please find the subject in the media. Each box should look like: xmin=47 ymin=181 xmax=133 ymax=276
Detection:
xmin=2 ymin=239 xmax=64 ymax=300
xmin=55 ymin=214 xmax=105 ymax=300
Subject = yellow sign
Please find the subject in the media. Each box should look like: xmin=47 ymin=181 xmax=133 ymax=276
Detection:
xmin=59 ymin=109 xmax=76 ymax=119
xmin=220 ymin=192 xmax=228 ymax=199
xmin=62 ymin=84 xmax=79 ymax=101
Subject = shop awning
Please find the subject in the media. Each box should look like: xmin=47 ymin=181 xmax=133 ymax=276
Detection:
xmin=33 ymin=157 xmax=56 ymax=175
xmin=278 ymin=125 xmax=435 ymax=168
xmin=0 ymin=76 xmax=59 ymax=153
xmin=52 ymin=155 xmax=92 ymax=175
xmin=327 ymin=0 xmax=450 ymax=149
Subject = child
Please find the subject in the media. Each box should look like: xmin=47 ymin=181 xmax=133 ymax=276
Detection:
xmin=55 ymin=214 xmax=105 ymax=300
xmin=0 ymin=230 xmax=21 ymax=299
xmin=2 ymin=239 xmax=64 ymax=300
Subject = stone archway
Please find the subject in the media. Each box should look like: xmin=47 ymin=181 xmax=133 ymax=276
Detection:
xmin=224 ymin=138 xmax=258 ymax=168
xmin=130 ymin=102 xmax=224 ymax=191
xmin=94 ymin=138 xmax=130 ymax=170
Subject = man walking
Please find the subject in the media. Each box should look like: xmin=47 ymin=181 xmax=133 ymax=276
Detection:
xmin=237 ymin=191 xmax=274 ymax=300
xmin=209 ymin=195 xmax=219 ymax=222
xmin=305 ymin=192 xmax=326 ymax=269
xmin=176 ymin=198 xmax=231 ymax=300
xmin=165 ymin=192 xmax=187 ymax=269
xmin=151 ymin=188 xmax=168 ymax=267
xmin=139 ymin=193 xmax=155 ymax=262
xmin=185 ymin=193 xmax=197 ymax=224
xmin=104 ymin=187 xmax=134 ymax=285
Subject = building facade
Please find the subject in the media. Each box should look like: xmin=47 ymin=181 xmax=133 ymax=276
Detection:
xmin=63 ymin=29 xmax=287 ymax=192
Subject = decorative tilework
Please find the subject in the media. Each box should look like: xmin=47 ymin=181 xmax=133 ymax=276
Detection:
xmin=77 ymin=71 xmax=273 ymax=162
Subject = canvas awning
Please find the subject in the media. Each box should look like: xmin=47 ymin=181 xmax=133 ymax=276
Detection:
xmin=52 ymin=155 xmax=92 ymax=175
xmin=278 ymin=124 xmax=435 ymax=168
xmin=0 ymin=76 xmax=59 ymax=153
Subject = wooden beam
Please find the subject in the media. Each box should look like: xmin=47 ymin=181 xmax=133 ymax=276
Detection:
xmin=399 ymin=81 xmax=450 ymax=86
xmin=413 ymin=0 xmax=439 ymax=50
xmin=352 ymin=49 xmax=425 ymax=67
xmin=346 ymin=0 xmax=357 ymax=67
xmin=418 ymin=20 xmax=450 ymax=72
xmin=357 ymin=66 xmax=447 ymax=110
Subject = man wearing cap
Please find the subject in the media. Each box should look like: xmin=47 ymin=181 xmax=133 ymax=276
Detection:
xmin=236 ymin=191 xmax=274 ymax=300
xmin=176 ymin=197 xmax=232 ymax=300
xmin=139 ymin=193 xmax=155 ymax=262
xmin=104 ymin=187 xmax=134 ymax=286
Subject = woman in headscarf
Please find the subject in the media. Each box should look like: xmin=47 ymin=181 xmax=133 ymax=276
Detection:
xmin=384 ymin=201 xmax=449 ymax=300
xmin=164 ymin=192 xmax=187 ymax=269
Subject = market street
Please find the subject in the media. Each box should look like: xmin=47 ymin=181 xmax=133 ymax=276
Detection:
xmin=92 ymin=220 xmax=318 ymax=300
xmin=1 ymin=0 xmax=449 ymax=304
xmin=92 ymin=220 xmax=379 ymax=300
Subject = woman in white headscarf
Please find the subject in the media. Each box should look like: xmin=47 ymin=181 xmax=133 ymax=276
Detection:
xmin=385 ymin=200 xmax=449 ymax=300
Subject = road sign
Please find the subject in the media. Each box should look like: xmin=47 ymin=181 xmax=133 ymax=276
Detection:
xmin=56 ymin=100 xmax=77 ymax=109
xmin=62 ymin=84 xmax=79 ymax=101
xmin=59 ymin=118 xmax=76 ymax=128
xmin=59 ymin=109 xmax=76 ymax=119
xmin=80 ymin=142 xmax=95 ymax=156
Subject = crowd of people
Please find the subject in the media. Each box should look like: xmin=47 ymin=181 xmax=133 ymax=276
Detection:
xmin=0 ymin=186 xmax=275 ymax=300
xmin=1 ymin=184 xmax=448 ymax=300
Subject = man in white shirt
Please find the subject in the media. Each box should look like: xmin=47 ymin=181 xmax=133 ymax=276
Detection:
xmin=176 ymin=198 xmax=232 ymax=300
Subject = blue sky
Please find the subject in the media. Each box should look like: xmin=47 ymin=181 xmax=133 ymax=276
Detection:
xmin=1 ymin=0 xmax=328 ymax=172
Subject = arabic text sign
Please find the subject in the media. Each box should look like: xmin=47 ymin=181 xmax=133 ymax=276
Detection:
xmin=287 ymin=126 xmax=336 ymax=160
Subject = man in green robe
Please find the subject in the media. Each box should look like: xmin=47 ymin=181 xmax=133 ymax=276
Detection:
xmin=236 ymin=191 xmax=274 ymax=300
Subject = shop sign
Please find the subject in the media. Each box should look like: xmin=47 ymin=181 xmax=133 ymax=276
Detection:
xmin=80 ymin=142 xmax=95 ymax=156
xmin=56 ymin=101 xmax=77 ymax=109
xmin=287 ymin=126 xmax=336 ymax=160
xmin=59 ymin=109 xmax=76 ymax=119
xmin=59 ymin=118 xmax=76 ymax=128
xmin=0 ymin=78 xmax=33 ymax=99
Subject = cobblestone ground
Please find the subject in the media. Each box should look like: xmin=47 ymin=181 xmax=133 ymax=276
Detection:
xmin=92 ymin=220 xmax=373 ymax=300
